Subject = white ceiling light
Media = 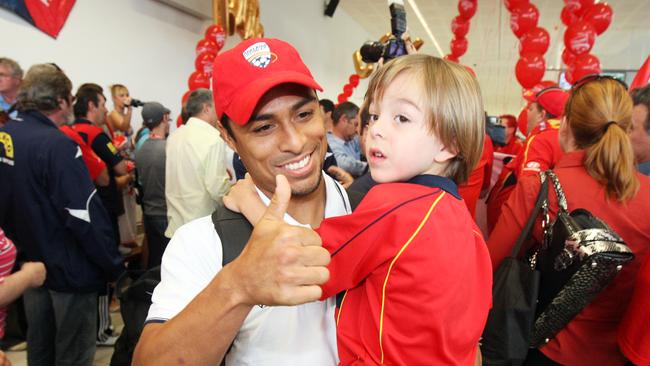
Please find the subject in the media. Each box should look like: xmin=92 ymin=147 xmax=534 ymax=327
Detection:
xmin=406 ymin=0 xmax=445 ymax=57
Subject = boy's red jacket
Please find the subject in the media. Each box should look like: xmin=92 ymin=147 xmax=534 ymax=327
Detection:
xmin=316 ymin=176 xmax=492 ymax=365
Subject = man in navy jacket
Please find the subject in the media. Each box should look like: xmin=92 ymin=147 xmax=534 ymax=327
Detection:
xmin=0 ymin=64 xmax=124 ymax=366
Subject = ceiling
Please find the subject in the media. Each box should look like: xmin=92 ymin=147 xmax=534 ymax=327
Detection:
xmin=339 ymin=0 xmax=650 ymax=114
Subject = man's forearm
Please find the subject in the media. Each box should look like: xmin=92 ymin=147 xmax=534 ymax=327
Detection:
xmin=133 ymin=265 xmax=253 ymax=365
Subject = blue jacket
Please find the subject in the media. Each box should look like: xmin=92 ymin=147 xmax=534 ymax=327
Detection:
xmin=0 ymin=111 xmax=124 ymax=293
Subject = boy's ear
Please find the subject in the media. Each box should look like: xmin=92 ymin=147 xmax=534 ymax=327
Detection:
xmin=434 ymin=143 xmax=458 ymax=164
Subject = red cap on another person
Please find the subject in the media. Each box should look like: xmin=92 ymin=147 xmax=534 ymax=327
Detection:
xmin=212 ymin=38 xmax=323 ymax=126
xmin=535 ymin=87 xmax=570 ymax=118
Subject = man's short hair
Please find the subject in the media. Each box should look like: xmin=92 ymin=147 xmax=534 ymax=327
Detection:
xmin=17 ymin=64 xmax=72 ymax=114
xmin=0 ymin=57 xmax=23 ymax=79
xmin=319 ymin=99 xmax=335 ymax=114
xmin=332 ymin=101 xmax=359 ymax=126
xmin=631 ymin=84 xmax=650 ymax=133
xmin=185 ymin=88 xmax=213 ymax=118
xmin=73 ymin=83 xmax=104 ymax=118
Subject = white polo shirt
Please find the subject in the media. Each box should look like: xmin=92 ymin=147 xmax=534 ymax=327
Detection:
xmin=147 ymin=173 xmax=352 ymax=365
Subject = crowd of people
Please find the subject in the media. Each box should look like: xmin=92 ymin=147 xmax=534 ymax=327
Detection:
xmin=0 ymin=34 xmax=649 ymax=366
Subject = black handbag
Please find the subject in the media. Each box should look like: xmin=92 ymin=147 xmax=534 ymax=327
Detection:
xmin=481 ymin=174 xmax=549 ymax=366
xmin=529 ymin=171 xmax=635 ymax=347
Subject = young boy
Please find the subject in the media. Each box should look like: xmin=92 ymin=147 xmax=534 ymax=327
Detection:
xmin=226 ymin=54 xmax=492 ymax=365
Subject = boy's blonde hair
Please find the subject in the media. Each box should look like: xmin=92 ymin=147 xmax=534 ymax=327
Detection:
xmin=363 ymin=54 xmax=485 ymax=184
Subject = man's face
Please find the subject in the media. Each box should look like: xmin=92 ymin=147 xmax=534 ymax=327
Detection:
xmin=221 ymin=84 xmax=327 ymax=198
xmin=630 ymin=104 xmax=650 ymax=163
xmin=0 ymin=65 xmax=21 ymax=95
xmin=90 ymin=94 xmax=108 ymax=125
xmin=341 ymin=114 xmax=360 ymax=141
xmin=527 ymin=102 xmax=544 ymax=134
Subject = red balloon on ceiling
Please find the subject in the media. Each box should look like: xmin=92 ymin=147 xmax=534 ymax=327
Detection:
xmin=349 ymin=74 xmax=360 ymax=87
xmin=519 ymin=27 xmax=550 ymax=55
xmin=510 ymin=3 xmax=539 ymax=38
xmin=205 ymin=24 xmax=226 ymax=50
xmin=583 ymin=3 xmax=613 ymax=35
xmin=504 ymin=0 xmax=529 ymax=12
xmin=562 ymin=48 xmax=578 ymax=66
xmin=451 ymin=16 xmax=470 ymax=38
xmin=458 ymin=0 xmax=477 ymax=20
xmin=564 ymin=20 xmax=596 ymax=55
xmin=444 ymin=54 xmax=460 ymax=63
xmin=560 ymin=6 xmax=579 ymax=26
xmin=195 ymin=38 xmax=218 ymax=56
xmin=188 ymin=71 xmax=210 ymax=90
xmin=450 ymin=37 xmax=469 ymax=58
xmin=569 ymin=53 xmax=601 ymax=83
xmin=195 ymin=52 xmax=216 ymax=76
xmin=515 ymin=52 xmax=546 ymax=89
xmin=564 ymin=0 xmax=594 ymax=17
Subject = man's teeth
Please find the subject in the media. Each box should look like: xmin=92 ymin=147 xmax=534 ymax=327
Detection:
xmin=284 ymin=155 xmax=310 ymax=171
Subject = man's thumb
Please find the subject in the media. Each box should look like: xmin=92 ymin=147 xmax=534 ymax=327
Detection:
xmin=262 ymin=174 xmax=291 ymax=221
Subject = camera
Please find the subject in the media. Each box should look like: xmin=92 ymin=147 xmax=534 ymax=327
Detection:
xmin=359 ymin=0 xmax=407 ymax=63
xmin=486 ymin=115 xmax=507 ymax=146
xmin=129 ymin=99 xmax=145 ymax=108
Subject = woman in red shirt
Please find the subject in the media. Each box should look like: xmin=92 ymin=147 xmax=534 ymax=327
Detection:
xmin=494 ymin=114 xmax=523 ymax=156
xmin=488 ymin=76 xmax=650 ymax=366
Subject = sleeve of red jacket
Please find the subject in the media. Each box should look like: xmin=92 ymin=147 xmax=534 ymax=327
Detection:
xmin=316 ymin=186 xmax=423 ymax=300
xmin=486 ymin=174 xmax=541 ymax=270
xmin=520 ymin=130 xmax=560 ymax=177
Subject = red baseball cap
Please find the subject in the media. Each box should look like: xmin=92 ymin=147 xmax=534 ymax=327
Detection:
xmin=212 ymin=38 xmax=323 ymax=126
xmin=535 ymin=87 xmax=570 ymax=118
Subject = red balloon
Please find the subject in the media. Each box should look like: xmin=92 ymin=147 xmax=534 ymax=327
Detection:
xmin=562 ymin=48 xmax=578 ymax=66
xmin=188 ymin=71 xmax=210 ymax=90
xmin=195 ymin=52 xmax=216 ymax=75
xmin=560 ymin=6 xmax=578 ymax=26
xmin=515 ymin=52 xmax=546 ymax=89
xmin=517 ymin=105 xmax=529 ymax=136
xmin=504 ymin=0 xmax=528 ymax=12
xmin=564 ymin=20 xmax=596 ymax=55
xmin=181 ymin=90 xmax=191 ymax=105
xmin=205 ymin=24 xmax=226 ymax=50
xmin=176 ymin=114 xmax=183 ymax=128
xmin=564 ymin=0 xmax=594 ymax=17
xmin=349 ymin=74 xmax=360 ymax=87
xmin=458 ymin=0 xmax=477 ymax=20
xmin=450 ymin=37 xmax=468 ymax=58
xmin=343 ymin=84 xmax=354 ymax=95
xmin=444 ymin=54 xmax=460 ymax=63
xmin=196 ymin=39 xmax=218 ymax=56
xmin=451 ymin=16 xmax=470 ymax=38
xmin=583 ymin=3 xmax=613 ymax=35
xmin=464 ymin=65 xmax=476 ymax=77
xmin=569 ymin=53 xmax=601 ymax=83
xmin=519 ymin=27 xmax=550 ymax=55
xmin=510 ymin=3 xmax=539 ymax=38
xmin=337 ymin=93 xmax=347 ymax=104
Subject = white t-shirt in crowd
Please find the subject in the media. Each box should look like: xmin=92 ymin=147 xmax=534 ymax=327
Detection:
xmin=147 ymin=173 xmax=352 ymax=365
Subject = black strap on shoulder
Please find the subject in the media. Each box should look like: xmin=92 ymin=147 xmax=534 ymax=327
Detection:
xmin=510 ymin=173 xmax=549 ymax=258
xmin=346 ymin=189 xmax=364 ymax=211
xmin=211 ymin=200 xmax=253 ymax=267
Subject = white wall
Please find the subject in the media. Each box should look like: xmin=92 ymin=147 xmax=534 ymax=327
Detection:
xmin=0 ymin=0 xmax=210 ymax=130
xmin=0 ymin=0 xmax=373 ymax=132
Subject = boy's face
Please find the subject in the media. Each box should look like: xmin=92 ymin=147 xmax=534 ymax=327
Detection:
xmin=366 ymin=71 xmax=455 ymax=183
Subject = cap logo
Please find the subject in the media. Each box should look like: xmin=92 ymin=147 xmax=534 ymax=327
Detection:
xmin=242 ymin=41 xmax=275 ymax=68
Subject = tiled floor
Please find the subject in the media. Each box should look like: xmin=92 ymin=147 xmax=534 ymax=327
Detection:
xmin=5 ymin=312 xmax=124 ymax=366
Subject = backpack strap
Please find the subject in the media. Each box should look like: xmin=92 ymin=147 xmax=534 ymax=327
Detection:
xmin=211 ymin=200 xmax=253 ymax=267
xmin=509 ymin=172 xmax=549 ymax=259
xmin=346 ymin=189 xmax=364 ymax=211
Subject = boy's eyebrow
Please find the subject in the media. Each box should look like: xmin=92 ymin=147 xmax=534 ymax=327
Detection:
xmin=248 ymin=96 xmax=317 ymax=123
xmin=395 ymin=98 xmax=422 ymax=112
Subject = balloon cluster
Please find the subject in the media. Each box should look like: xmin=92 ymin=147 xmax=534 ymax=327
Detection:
xmin=177 ymin=24 xmax=227 ymax=127
xmin=444 ymin=0 xmax=477 ymax=63
xmin=561 ymin=0 xmax=612 ymax=83
xmin=504 ymin=0 xmax=551 ymax=90
xmin=337 ymin=74 xmax=361 ymax=105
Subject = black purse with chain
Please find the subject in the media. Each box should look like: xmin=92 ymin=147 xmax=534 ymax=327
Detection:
xmin=529 ymin=171 xmax=635 ymax=347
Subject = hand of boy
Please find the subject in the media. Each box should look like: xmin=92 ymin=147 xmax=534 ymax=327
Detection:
xmin=224 ymin=173 xmax=266 ymax=225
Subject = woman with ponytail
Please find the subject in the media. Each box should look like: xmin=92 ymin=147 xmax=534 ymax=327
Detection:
xmin=487 ymin=75 xmax=650 ymax=366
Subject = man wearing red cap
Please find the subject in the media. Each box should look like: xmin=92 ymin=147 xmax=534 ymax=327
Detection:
xmin=134 ymin=39 xmax=349 ymax=365
xmin=487 ymin=87 xmax=568 ymax=232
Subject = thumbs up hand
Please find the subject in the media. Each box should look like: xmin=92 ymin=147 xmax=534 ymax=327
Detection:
xmin=223 ymin=175 xmax=331 ymax=306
